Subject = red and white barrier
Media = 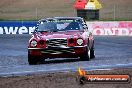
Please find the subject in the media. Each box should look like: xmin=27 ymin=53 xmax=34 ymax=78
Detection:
xmin=86 ymin=21 xmax=132 ymax=36
xmin=0 ymin=21 xmax=132 ymax=36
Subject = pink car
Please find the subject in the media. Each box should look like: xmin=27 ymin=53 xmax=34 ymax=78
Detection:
xmin=28 ymin=17 xmax=95 ymax=65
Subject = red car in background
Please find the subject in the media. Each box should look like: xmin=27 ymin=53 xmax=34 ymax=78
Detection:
xmin=28 ymin=17 xmax=95 ymax=65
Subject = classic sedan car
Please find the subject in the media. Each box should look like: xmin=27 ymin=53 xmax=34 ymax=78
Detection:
xmin=28 ymin=17 xmax=95 ymax=65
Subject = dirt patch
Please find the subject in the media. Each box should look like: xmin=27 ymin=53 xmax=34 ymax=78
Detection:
xmin=100 ymin=0 xmax=132 ymax=20
xmin=0 ymin=68 xmax=132 ymax=88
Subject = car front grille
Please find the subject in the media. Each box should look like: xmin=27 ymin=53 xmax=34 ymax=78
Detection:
xmin=41 ymin=49 xmax=75 ymax=54
xmin=46 ymin=39 xmax=67 ymax=47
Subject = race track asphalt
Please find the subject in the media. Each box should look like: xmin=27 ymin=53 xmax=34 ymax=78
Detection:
xmin=0 ymin=35 xmax=132 ymax=76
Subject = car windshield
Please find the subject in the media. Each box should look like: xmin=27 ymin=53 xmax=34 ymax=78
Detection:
xmin=37 ymin=20 xmax=83 ymax=32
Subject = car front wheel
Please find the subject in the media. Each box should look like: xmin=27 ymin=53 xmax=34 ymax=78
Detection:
xmin=90 ymin=42 xmax=95 ymax=59
xmin=28 ymin=55 xmax=44 ymax=65
xmin=90 ymin=47 xmax=95 ymax=59
xmin=80 ymin=46 xmax=90 ymax=61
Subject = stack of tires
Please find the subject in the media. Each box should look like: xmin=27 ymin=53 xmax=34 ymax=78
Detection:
xmin=74 ymin=0 xmax=102 ymax=21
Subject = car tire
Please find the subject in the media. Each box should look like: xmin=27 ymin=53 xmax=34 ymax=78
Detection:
xmin=90 ymin=42 xmax=95 ymax=59
xmin=80 ymin=45 xmax=90 ymax=61
xmin=28 ymin=55 xmax=37 ymax=65
xmin=28 ymin=55 xmax=44 ymax=65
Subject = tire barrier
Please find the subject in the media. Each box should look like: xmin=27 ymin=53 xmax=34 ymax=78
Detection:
xmin=74 ymin=0 xmax=102 ymax=20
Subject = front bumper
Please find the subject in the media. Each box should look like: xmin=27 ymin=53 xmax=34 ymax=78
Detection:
xmin=28 ymin=46 xmax=87 ymax=58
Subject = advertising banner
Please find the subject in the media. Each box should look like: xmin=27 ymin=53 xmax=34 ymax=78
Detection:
xmin=87 ymin=21 xmax=132 ymax=36
xmin=0 ymin=21 xmax=132 ymax=36
xmin=0 ymin=21 xmax=36 ymax=34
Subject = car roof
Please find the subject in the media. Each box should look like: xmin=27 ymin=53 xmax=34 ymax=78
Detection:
xmin=39 ymin=17 xmax=83 ymax=22
xmin=54 ymin=17 xmax=83 ymax=20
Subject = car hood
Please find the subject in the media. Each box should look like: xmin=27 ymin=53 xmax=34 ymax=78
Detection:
xmin=35 ymin=31 xmax=84 ymax=39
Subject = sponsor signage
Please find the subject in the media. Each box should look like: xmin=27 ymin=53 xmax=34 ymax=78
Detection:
xmin=87 ymin=21 xmax=132 ymax=36
xmin=77 ymin=68 xmax=130 ymax=84
xmin=0 ymin=21 xmax=132 ymax=36
xmin=0 ymin=21 xmax=37 ymax=34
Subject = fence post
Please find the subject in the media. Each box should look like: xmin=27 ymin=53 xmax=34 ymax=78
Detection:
xmin=36 ymin=8 xmax=38 ymax=20
xmin=113 ymin=4 xmax=116 ymax=21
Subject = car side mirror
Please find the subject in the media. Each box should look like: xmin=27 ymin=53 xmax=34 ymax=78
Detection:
xmin=89 ymin=32 xmax=93 ymax=36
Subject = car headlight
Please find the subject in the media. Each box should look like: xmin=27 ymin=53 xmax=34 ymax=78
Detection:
xmin=77 ymin=38 xmax=83 ymax=45
xmin=30 ymin=40 xmax=37 ymax=47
